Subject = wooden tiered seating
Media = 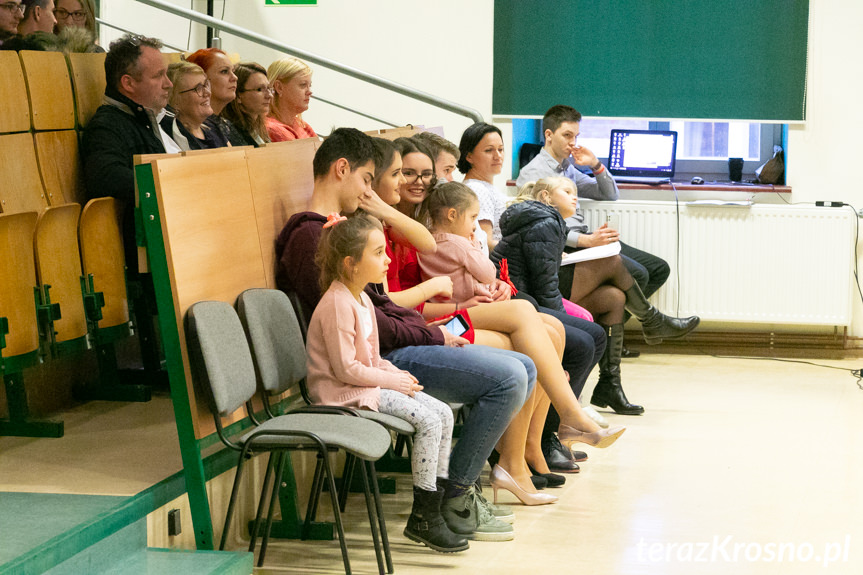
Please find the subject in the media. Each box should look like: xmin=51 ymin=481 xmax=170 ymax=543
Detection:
xmin=19 ymin=50 xmax=76 ymax=131
xmin=0 ymin=133 xmax=49 ymax=213
xmin=67 ymin=52 xmax=106 ymax=128
xmin=34 ymin=130 xmax=87 ymax=206
xmin=0 ymin=52 xmax=30 ymax=135
xmin=0 ymin=211 xmax=63 ymax=437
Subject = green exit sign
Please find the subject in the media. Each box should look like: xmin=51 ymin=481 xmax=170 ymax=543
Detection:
xmin=265 ymin=0 xmax=317 ymax=4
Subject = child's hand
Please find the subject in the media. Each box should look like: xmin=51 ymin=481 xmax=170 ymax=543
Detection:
xmin=395 ymin=373 xmax=424 ymax=396
xmin=490 ymin=280 xmax=512 ymax=302
xmin=427 ymin=276 xmax=453 ymax=300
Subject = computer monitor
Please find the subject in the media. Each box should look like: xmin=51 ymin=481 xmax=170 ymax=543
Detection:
xmin=607 ymin=129 xmax=678 ymax=179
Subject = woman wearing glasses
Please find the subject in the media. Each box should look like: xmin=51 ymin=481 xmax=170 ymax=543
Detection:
xmin=160 ymin=61 xmax=228 ymax=151
xmin=221 ymin=62 xmax=272 ymax=147
xmin=52 ymin=0 xmax=102 ymax=51
xmin=266 ymin=56 xmax=317 ymax=142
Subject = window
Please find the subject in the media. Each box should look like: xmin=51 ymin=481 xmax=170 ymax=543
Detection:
xmin=578 ymin=120 xmax=781 ymax=180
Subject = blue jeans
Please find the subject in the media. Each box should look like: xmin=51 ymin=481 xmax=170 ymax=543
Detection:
xmin=384 ymin=344 xmax=536 ymax=486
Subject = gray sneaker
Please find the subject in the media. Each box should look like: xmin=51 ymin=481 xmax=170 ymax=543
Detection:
xmin=441 ymin=487 xmax=514 ymax=541
xmin=475 ymin=488 xmax=515 ymax=524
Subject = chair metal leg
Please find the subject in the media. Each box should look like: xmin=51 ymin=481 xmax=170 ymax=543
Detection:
xmin=248 ymin=452 xmax=277 ymax=553
xmin=367 ymin=461 xmax=393 ymax=574
xmin=339 ymin=453 xmax=357 ymax=512
xmin=303 ymin=455 xmax=325 ymax=540
xmin=220 ymin=450 xmax=250 ymax=550
xmin=322 ymin=449 xmax=352 ymax=575
xmin=258 ymin=451 xmax=288 ymax=567
xmin=359 ymin=459 xmax=385 ymax=575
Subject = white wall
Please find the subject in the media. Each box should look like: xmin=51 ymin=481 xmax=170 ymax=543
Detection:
xmin=102 ymin=0 xmax=863 ymax=338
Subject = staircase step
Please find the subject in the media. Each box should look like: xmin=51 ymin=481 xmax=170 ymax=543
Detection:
xmin=97 ymin=548 xmax=252 ymax=575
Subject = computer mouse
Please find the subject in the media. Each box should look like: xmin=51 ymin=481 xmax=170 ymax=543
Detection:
xmin=691 ymin=177 xmax=704 ymax=185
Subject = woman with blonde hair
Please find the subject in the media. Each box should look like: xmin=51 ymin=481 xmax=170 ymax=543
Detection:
xmin=221 ymin=62 xmax=272 ymax=147
xmin=266 ymin=56 xmax=317 ymax=142
xmin=160 ymin=61 xmax=228 ymax=151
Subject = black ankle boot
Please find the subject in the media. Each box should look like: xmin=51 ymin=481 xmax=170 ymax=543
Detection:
xmin=404 ymin=486 xmax=469 ymax=553
xmin=623 ymin=284 xmax=700 ymax=345
xmin=591 ymin=324 xmax=644 ymax=415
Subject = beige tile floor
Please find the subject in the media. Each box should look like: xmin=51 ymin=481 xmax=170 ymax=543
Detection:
xmin=3 ymin=354 xmax=863 ymax=574
xmin=255 ymin=354 xmax=863 ymax=575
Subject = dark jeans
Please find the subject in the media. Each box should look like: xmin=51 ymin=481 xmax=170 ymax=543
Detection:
xmin=620 ymin=241 xmax=670 ymax=321
xmin=384 ymin=345 xmax=536 ymax=486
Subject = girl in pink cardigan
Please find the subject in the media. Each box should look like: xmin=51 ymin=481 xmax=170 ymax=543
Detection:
xmin=306 ymin=212 xmax=467 ymax=554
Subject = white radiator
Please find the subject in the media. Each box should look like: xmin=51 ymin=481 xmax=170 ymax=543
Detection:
xmin=579 ymin=200 xmax=856 ymax=325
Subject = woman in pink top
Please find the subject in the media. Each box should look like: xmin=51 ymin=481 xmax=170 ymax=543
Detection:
xmin=306 ymin=213 xmax=467 ymax=554
xmin=266 ymin=56 xmax=317 ymax=142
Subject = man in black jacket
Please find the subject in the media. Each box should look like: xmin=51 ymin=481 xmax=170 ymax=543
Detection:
xmin=81 ymin=33 xmax=178 ymax=379
xmin=81 ymin=33 xmax=178 ymax=270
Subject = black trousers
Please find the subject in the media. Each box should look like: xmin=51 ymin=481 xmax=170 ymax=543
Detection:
xmin=619 ymin=241 xmax=670 ymax=321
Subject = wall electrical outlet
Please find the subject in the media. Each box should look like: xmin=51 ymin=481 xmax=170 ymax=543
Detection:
xmin=167 ymin=508 xmax=182 ymax=536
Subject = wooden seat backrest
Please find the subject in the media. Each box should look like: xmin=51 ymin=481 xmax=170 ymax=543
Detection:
xmin=150 ymin=150 xmax=266 ymax=437
xmin=162 ymin=52 xmax=183 ymax=66
xmin=0 ymin=212 xmax=39 ymax=359
xmin=0 ymin=133 xmax=49 ymax=214
xmin=34 ymin=204 xmax=87 ymax=344
xmin=34 ymin=130 xmax=86 ymax=206
xmin=19 ymin=50 xmax=75 ymax=131
xmin=67 ymin=52 xmax=106 ymax=129
xmin=79 ymin=198 xmax=129 ymax=329
xmin=246 ymin=138 xmax=320 ymax=288
xmin=378 ymin=126 xmax=420 ymax=140
xmin=0 ymin=52 xmax=30 ymax=134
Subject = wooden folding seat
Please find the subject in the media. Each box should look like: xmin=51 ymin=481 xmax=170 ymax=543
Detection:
xmin=0 ymin=211 xmax=63 ymax=437
xmin=78 ymin=197 xmax=149 ymax=402
xmin=34 ymin=204 xmax=88 ymax=356
xmin=246 ymin=138 xmax=320 ymax=288
xmin=19 ymin=50 xmax=75 ymax=131
xmin=34 ymin=130 xmax=87 ymax=206
xmin=0 ymin=52 xmax=30 ymax=134
xmin=67 ymin=51 xmax=106 ymax=129
xmin=0 ymin=133 xmax=49 ymax=214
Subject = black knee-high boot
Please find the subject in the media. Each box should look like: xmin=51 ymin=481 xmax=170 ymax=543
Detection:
xmin=624 ymin=283 xmax=700 ymax=345
xmin=590 ymin=324 xmax=644 ymax=415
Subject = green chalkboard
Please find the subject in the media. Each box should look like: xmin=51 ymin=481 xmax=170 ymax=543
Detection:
xmin=493 ymin=0 xmax=809 ymax=122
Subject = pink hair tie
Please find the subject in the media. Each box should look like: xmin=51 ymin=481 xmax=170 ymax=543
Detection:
xmin=323 ymin=212 xmax=347 ymax=229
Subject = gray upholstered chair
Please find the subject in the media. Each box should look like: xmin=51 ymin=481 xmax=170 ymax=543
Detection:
xmin=185 ymin=300 xmax=392 ymax=574
xmin=237 ymin=289 xmax=415 ymax=512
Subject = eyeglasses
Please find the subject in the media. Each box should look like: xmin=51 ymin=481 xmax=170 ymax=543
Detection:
xmin=54 ymin=7 xmax=86 ymax=21
xmin=179 ymin=79 xmax=211 ymax=97
xmin=0 ymin=2 xmax=24 ymax=15
xmin=239 ymin=86 xmax=274 ymax=95
xmin=401 ymin=169 xmax=436 ymax=184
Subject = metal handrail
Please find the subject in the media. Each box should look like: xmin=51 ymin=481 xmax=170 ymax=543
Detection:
xmin=96 ymin=17 xmax=186 ymax=53
xmin=126 ymin=0 xmax=484 ymax=124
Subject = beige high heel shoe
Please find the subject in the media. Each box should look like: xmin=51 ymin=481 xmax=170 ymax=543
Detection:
xmin=490 ymin=465 xmax=558 ymax=506
xmin=558 ymin=423 xmax=625 ymax=449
